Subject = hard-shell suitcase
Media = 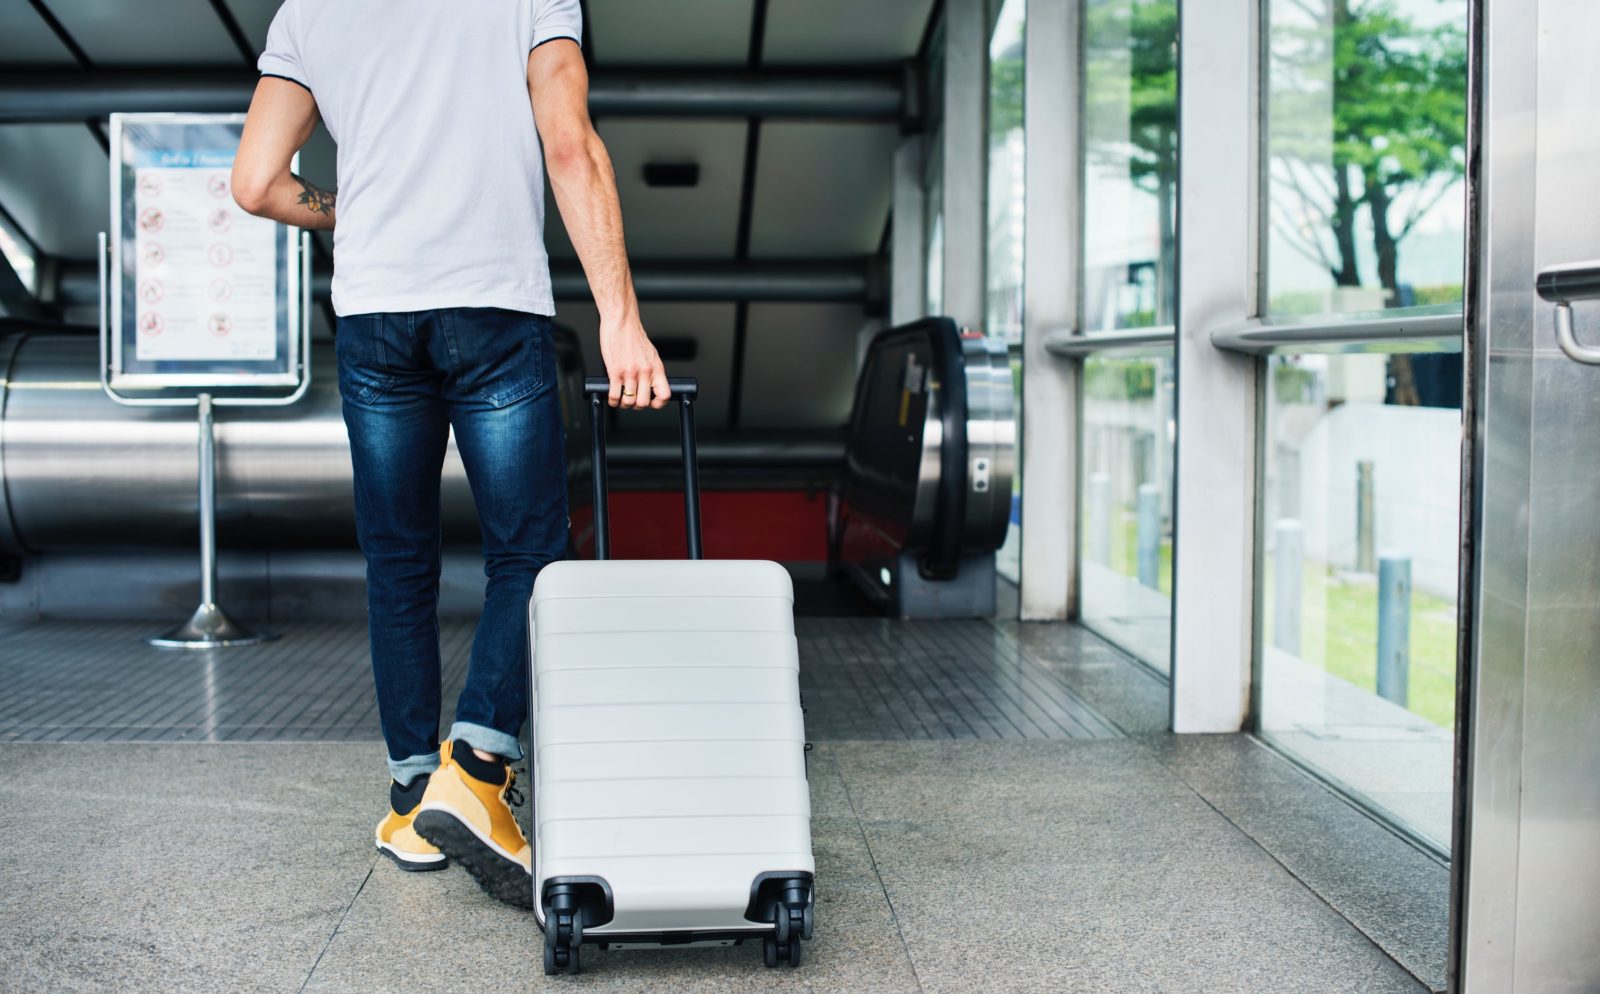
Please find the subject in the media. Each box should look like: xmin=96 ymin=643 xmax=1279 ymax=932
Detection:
xmin=527 ymin=377 xmax=815 ymax=975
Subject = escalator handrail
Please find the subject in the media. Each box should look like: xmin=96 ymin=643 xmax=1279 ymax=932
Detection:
xmin=924 ymin=318 xmax=968 ymax=579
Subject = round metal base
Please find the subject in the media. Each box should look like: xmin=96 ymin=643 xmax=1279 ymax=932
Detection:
xmin=148 ymin=603 xmax=278 ymax=649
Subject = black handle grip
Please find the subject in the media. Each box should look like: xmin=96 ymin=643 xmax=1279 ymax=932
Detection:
xmin=584 ymin=376 xmax=702 ymax=561
xmin=1537 ymin=262 xmax=1600 ymax=305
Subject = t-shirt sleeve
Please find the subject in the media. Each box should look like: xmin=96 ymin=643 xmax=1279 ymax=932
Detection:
xmin=531 ymin=0 xmax=583 ymax=51
xmin=257 ymin=1 xmax=311 ymax=91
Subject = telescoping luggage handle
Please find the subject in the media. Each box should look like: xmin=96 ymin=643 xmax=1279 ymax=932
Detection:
xmin=585 ymin=376 xmax=702 ymax=561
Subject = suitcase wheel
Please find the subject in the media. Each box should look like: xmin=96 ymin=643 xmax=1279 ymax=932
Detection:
xmin=762 ymin=880 xmax=811 ymax=968
xmin=764 ymin=935 xmax=802 ymax=968
xmin=543 ymin=896 xmax=584 ymax=975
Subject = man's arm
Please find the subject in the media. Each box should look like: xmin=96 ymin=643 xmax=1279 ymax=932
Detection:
xmin=232 ymin=77 xmax=335 ymax=230
xmin=530 ymin=40 xmax=669 ymax=410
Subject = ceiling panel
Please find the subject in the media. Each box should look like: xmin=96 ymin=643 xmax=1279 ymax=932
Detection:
xmin=747 ymin=123 xmax=898 ymax=258
xmin=740 ymin=303 xmax=865 ymax=429
xmin=555 ymin=301 xmax=739 ymax=430
xmin=0 ymin=6 xmax=79 ymax=65
xmin=762 ymin=0 xmax=934 ymax=64
xmin=0 ymin=125 xmax=108 ymax=258
xmin=222 ymin=0 xmax=279 ymax=52
xmin=42 ymin=0 xmax=243 ymax=66
xmin=593 ymin=119 xmax=745 ymax=258
xmin=588 ymin=0 xmax=754 ymax=66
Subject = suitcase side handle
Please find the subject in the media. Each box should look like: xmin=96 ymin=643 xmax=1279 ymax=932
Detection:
xmin=583 ymin=376 xmax=702 ymax=561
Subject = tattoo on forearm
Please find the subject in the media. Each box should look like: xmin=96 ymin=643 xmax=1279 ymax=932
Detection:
xmin=293 ymin=174 xmax=336 ymax=215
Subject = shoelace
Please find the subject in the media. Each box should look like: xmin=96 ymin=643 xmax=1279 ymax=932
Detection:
xmin=505 ymin=767 xmax=526 ymax=809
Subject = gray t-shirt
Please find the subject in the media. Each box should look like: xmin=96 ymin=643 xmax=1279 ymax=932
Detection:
xmin=259 ymin=0 xmax=582 ymax=317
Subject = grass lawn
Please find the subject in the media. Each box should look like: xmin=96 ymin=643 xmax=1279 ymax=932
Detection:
xmin=1095 ymin=511 xmax=1457 ymax=729
xmin=1263 ymin=557 xmax=1459 ymax=730
xmin=1109 ymin=510 xmax=1174 ymax=596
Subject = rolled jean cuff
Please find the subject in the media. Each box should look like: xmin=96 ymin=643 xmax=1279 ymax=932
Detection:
xmin=389 ymin=749 xmax=441 ymax=787
xmin=449 ymin=720 xmax=525 ymax=762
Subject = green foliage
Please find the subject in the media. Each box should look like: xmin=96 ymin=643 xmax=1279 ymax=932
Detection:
xmin=1083 ymin=0 xmax=1179 ymax=191
xmin=1273 ymin=362 xmax=1320 ymax=404
xmin=1269 ymin=0 xmax=1468 ymax=290
xmin=1084 ymin=357 xmax=1158 ymax=400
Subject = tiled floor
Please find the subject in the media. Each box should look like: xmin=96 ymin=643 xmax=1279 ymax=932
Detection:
xmin=0 ymin=617 xmax=1119 ymax=744
xmin=0 ymin=614 xmax=1448 ymax=993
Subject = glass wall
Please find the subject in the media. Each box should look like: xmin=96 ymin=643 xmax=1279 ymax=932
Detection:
xmin=987 ymin=0 xmax=1026 ymax=584
xmin=1263 ymin=0 xmax=1468 ymax=316
xmin=1077 ymin=0 xmax=1178 ymax=672
xmin=1256 ymin=0 xmax=1468 ymax=854
xmin=1257 ymin=352 xmax=1460 ymax=852
xmin=1082 ymin=0 xmax=1178 ymax=332
xmin=1079 ymin=351 xmax=1175 ymax=670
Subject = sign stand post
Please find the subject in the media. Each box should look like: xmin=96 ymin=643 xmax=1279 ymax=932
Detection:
xmin=147 ymin=393 xmax=274 ymax=647
xmin=98 ymin=111 xmax=314 ymax=649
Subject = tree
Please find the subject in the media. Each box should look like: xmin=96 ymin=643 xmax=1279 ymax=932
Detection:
xmin=1268 ymin=0 xmax=1467 ymax=303
xmin=1083 ymin=0 xmax=1179 ymax=325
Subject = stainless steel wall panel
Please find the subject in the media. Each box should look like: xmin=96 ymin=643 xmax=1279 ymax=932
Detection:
xmin=1460 ymin=0 xmax=1600 ymax=987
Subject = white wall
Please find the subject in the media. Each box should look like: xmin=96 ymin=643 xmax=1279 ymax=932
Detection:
xmin=1286 ymin=402 xmax=1461 ymax=598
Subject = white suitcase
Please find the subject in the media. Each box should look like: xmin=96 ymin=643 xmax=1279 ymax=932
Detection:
xmin=527 ymin=377 xmax=815 ymax=975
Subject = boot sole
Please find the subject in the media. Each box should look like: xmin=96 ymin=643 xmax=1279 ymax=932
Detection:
xmin=413 ymin=808 xmax=533 ymax=909
xmin=375 ymin=840 xmax=448 ymax=872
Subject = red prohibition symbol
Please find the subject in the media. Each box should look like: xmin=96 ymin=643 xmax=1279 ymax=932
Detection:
xmin=138 ymin=208 xmax=165 ymax=234
xmin=137 ymin=174 xmax=162 ymax=198
xmin=139 ymin=279 xmax=164 ymax=304
xmin=140 ymin=313 xmax=164 ymax=337
xmin=208 ymin=278 xmax=232 ymax=303
xmin=208 ymin=313 xmax=232 ymax=338
xmin=207 ymin=174 xmax=230 ymax=198
xmin=208 ymin=243 xmax=234 ymax=268
xmin=208 ymin=209 xmax=233 ymax=235
xmin=142 ymin=242 xmax=165 ymax=266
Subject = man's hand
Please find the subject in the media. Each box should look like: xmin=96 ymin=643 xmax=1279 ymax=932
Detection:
xmin=233 ymin=77 xmax=333 ymax=230
xmin=530 ymin=39 xmax=668 ymax=410
xmin=599 ymin=315 xmax=671 ymax=410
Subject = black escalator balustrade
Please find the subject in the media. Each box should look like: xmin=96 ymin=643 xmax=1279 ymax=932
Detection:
xmin=832 ymin=317 xmax=1015 ymax=619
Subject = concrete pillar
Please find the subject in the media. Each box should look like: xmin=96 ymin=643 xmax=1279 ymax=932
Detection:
xmin=1017 ymin=0 xmax=1082 ymax=621
xmin=1169 ymin=0 xmax=1260 ymax=732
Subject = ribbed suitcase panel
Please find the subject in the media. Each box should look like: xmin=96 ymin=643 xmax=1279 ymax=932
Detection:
xmin=536 ymin=631 xmax=799 ymax=672
xmin=538 ymin=666 xmax=799 ymax=707
xmin=535 ymin=596 xmax=795 ymax=636
xmin=530 ymin=560 xmax=814 ymax=935
xmin=538 ymin=702 xmax=805 ymax=747
xmin=538 ymin=740 xmax=805 ymax=781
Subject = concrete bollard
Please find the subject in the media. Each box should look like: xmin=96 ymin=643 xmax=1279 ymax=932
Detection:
xmin=1377 ymin=551 xmax=1411 ymax=707
xmin=1356 ymin=460 xmax=1376 ymax=573
xmin=1273 ymin=519 xmax=1303 ymax=656
xmin=1088 ymin=471 xmax=1111 ymax=565
xmin=1136 ymin=483 xmax=1161 ymax=589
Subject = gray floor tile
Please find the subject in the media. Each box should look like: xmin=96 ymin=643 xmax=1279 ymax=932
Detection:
xmin=301 ymin=753 xmax=919 ymax=993
xmin=830 ymin=740 xmax=1429 ymax=994
xmin=0 ymin=742 xmax=384 ymax=994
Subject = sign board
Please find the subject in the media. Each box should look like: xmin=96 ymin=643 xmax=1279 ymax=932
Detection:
xmin=109 ymin=113 xmax=301 ymax=389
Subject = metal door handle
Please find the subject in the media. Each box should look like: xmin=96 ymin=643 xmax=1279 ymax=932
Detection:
xmin=1537 ymin=261 xmax=1600 ymax=365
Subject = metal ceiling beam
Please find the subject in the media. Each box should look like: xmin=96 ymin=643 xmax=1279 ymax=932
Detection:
xmin=0 ymin=68 xmax=911 ymax=124
xmin=55 ymin=257 xmax=882 ymax=308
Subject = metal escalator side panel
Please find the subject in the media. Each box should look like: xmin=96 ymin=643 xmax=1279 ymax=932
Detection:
xmin=0 ymin=332 xmax=27 ymax=555
xmin=960 ymin=334 xmax=1016 ymax=555
xmin=836 ymin=318 xmax=967 ymax=579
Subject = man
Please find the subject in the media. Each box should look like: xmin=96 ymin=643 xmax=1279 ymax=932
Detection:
xmin=233 ymin=0 xmax=668 ymax=908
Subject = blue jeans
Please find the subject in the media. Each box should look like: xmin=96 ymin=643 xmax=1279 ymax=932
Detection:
xmin=336 ymin=308 xmax=567 ymax=785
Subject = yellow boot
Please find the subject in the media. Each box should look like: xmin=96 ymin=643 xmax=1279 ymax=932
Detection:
xmin=413 ymin=741 xmax=532 ymax=908
xmin=375 ymin=774 xmax=447 ymax=871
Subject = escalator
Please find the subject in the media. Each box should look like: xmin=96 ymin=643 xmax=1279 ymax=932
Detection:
xmin=561 ymin=318 xmax=1015 ymax=618
xmin=0 ymin=319 xmax=1014 ymax=619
